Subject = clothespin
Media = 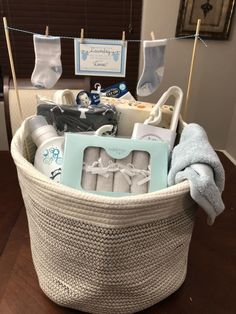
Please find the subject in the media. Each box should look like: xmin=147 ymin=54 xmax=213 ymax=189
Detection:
xmin=80 ymin=28 xmax=84 ymax=43
xmin=150 ymin=31 xmax=155 ymax=40
xmin=45 ymin=25 xmax=49 ymax=37
xmin=122 ymin=31 xmax=126 ymax=46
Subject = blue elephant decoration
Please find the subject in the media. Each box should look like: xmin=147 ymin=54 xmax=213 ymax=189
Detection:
xmin=81 ymin=50 xmax=89 ymax=61
xmin=113 ymin=51 xmax=120 ymax=62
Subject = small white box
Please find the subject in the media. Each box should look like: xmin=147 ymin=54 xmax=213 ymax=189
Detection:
xmin=131 ymin=86 xmax=183 ymax=154
xmin=132 ymin=123 xmax=176 ymax=152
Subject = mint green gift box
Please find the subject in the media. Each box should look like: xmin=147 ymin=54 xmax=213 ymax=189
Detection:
xmin=61 ymin=133 xmax=168 ymax=196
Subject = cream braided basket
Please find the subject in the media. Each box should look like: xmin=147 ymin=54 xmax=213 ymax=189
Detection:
xmin=11 ymin=118 xmax=197 ymax=314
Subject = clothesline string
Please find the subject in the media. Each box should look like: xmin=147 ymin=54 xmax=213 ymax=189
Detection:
xmin=2 ymin=15 xmax=203 ymax=126
xmin=5 ymin=26 xmax=208 ymax=47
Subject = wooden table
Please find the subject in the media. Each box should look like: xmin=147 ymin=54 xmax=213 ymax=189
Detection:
xmin=0 ymin=151 xmax=235 ymax=313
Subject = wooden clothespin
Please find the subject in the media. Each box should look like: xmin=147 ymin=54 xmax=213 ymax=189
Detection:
xmin=150 ymin=31 xmax=155 ymax=40
xmin=45 ymin=25 xmax=49 ymax=37
xmin=122 ymin=30 xmax=126 ymax=45
xmin=80 ymin=28 xmax=84 ymax=43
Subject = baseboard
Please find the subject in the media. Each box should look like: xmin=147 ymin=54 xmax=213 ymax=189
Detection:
xmin=216 ymin=149 xmax=236 ymax=166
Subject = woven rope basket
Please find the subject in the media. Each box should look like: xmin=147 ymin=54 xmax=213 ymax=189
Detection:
xmin=11 ymin=118 xmax=197 ymax=314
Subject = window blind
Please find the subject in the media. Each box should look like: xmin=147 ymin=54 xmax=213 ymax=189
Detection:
xmin=0 ymin=0 xmax=143 ymax=95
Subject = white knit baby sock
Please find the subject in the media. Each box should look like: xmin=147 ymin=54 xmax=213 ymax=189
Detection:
xmin=31 ymin=35 xmax=62 ymax=89
xmin=137 ymin=39 xmax=167 ymax=97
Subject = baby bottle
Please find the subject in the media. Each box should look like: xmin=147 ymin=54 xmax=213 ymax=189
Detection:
xmin=28 ymin=115 xmax=64 ymax=183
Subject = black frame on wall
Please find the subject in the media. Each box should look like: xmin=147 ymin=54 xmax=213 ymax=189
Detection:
xmin=176 ymin=0 xmax=235 ymax=40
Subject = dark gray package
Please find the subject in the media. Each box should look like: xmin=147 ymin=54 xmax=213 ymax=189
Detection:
xmin=37 ymin=103 xmax=118 ymax=134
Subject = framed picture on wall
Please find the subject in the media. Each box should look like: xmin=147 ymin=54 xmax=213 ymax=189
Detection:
xmin=176 ymin=0 xmax=235 ymax=40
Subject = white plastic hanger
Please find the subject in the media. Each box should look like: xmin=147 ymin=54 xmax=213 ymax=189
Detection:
xmin=144 ymin=86 xmax=183 ymax=131
xmin=53 ymin=89 xmax=76 ymax=105
xmin=95 ymin=124 xmax=113 ymax=136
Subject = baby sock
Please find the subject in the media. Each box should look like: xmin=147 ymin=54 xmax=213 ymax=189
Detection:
xmin=137 ymin=39 xmax=167 ymax=97
xmin=31 ymin=34 xmax=62 ymax=89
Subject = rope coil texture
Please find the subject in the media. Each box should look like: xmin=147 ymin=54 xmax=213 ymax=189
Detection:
xmin=11 ymin=118 xmax=197 ymax=313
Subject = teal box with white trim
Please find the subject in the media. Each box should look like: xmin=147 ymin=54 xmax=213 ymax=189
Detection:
xmin=61 ymin=133 xmax=168 ymax=196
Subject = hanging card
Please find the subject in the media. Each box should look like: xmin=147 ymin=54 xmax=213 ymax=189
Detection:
xmin=74 ymin=39 xmax=127 ymax=77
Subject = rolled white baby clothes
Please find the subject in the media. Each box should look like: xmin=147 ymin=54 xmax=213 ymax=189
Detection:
xmin=96 ymin=149 xmax=115 ymax=192
xmin=130 ymin=151 xmax=150 ymax=194
xmin=81 ymin=147 xmax=100 ymax=191
xmin=113 ymin=153 xmax=133 ymax=193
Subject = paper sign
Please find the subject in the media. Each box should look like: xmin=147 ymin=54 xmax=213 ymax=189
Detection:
xmin=74 ymin=39 xmax=127 ymax=77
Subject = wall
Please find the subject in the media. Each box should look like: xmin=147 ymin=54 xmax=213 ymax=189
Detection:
xmin=0 ymin=0 xmax=235 ymax=155
xmin=226 ymin=104 xmax=236 ymax=161
xmin=0 ymin=102 xmax=8 ymax=150
xmin=139 ymin=0 xmax=236 ymax=153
